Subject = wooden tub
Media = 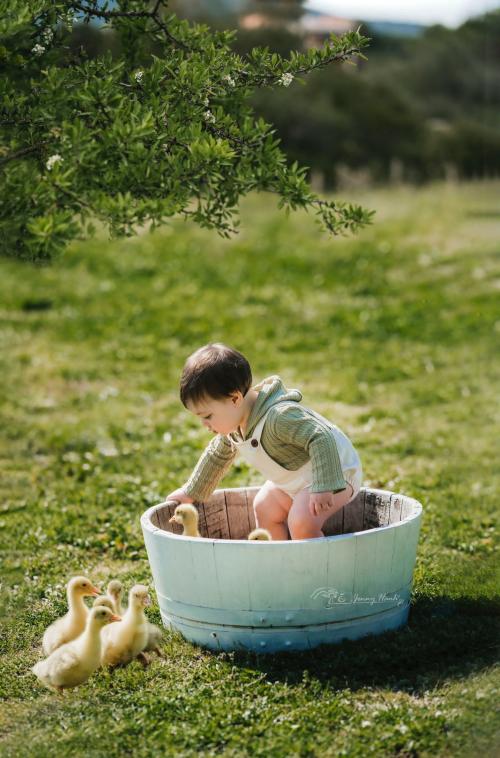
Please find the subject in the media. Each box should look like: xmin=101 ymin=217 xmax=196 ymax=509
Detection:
xmin=141 ymin=486 xmax=422 ymax=654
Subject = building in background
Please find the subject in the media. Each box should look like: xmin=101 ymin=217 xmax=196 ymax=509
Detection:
xmin=239 ymin=7 xmax=354 ymax=46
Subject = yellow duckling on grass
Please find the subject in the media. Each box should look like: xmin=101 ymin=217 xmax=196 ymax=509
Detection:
xmin=93 ymin=595 xmax=117 ymax=614
xmin=106 ymin=580 xmax=124 ymax=616
xmin=169 ymin=503 xmax=202 ymax=537
xmin=100 ymin=584 xmax=151 ymax=668
xmin=248 ymin=528 xmax=272 ymax=541
xmin=104 ymin=584 xmax=162 ymax=659
xmin=33 ymin=606 xmax=120 ymax=693
xmin=42 ymin=576 xmax=100 ymax=656
xmin=144 ymin=621 xmax=164 ymax=658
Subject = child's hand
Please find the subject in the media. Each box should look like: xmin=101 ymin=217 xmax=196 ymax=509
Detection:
xmin=166 ymin=487 xmax=194 ymax=504
xmin=309 ymin=491 xmax=336 ymax=517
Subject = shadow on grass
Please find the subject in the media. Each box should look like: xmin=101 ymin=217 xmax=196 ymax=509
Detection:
xmin=222 ymin=595 xmax=500 ymax=694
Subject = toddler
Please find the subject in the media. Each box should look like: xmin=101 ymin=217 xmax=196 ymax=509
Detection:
xmin=167 ymin=343 xmax=363 ymax=540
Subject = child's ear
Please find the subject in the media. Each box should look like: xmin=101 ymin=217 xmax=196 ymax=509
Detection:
xmin=230 ymin=391 xmax=242 ymax=405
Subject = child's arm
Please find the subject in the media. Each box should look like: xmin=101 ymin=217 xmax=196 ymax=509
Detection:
xmin=265 ymin=404 xmax=349 ymax=515
xmin=166 ymin=433 xmax=237 ymax=503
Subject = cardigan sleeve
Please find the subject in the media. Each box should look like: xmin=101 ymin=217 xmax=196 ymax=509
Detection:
xmin=183 ymin=433 xmax=237 ymax=501
xmin=265 ymin=404 xmax=347 ymax=493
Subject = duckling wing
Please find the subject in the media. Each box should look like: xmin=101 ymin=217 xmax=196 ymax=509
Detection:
xmin=100 ymin=623 xmax=127 ymax=666
xmin=33 ymin=646 xmax=82 ymax=689
xmin=144 ymin=622 xmax=163 ymax=652
xmin=42 ymin=617 xmax=67 ymax=656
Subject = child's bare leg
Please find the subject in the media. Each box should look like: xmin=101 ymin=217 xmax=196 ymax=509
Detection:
xmin=253 ymin=480 xmax=292 ymax=540
xmin=288 ymin=484 xmax=354 ymax=540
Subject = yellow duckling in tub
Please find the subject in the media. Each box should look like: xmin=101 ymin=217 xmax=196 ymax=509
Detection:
xmin=33 ymin=606 xmax=120 ymax=693
xmin=42 ymin=576 xmax=101 ymax=655
xmin=169 ymin=503 xmax=202 ymax=538
xmin=248 ymin=528 xmax=272 ymax=541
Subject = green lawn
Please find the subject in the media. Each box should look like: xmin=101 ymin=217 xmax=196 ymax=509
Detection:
xmin=0 ymin=181 xmax=498 ymax=757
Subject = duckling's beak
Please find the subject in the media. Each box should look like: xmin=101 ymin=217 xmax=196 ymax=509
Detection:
xmin=143 ymin=596 xmax=151 ymax=607
xmin=169 ymin=515 xmax=180 ymax=524
xmin=110 ymin=614 xmax=122 ymax=622
xmin=90 ymin=586 xmax=101 ymax=597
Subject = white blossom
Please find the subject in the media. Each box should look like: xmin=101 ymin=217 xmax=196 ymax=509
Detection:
xmin=134 ymin=70 xmax=144 ymax=83
xmin=46 ymin=154 xmax=63 ymax=170
xmin=41 ymin=28 xmax=54 ymax=44
xmin=278 ymin=72 xmax=294 ymax=87
xmin=59 ymin=12 xmax=74 ymax=30
xmin=223 ymin=74 xmax=236 ymax=87
xmin=32 ymin=44 xmax=46 ymax=57
xmin=204 ymin=110 xmax=216 ymax=124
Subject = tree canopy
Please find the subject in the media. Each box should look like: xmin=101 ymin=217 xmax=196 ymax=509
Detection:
xmin=0 ymin=1 xmax=373 ymax=263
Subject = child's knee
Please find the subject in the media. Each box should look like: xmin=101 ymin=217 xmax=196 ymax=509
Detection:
xmin=288 ymin=509 xmax=317 ymax=540
xmin=253 ymin=483 xmax=289 ymax=524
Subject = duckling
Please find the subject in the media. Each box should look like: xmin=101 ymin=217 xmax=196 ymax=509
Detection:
xmin=42 ymin=576 xmax=101 ymax=656
xmin=144 ymin=622 xmax=164 ymax=658
xmin=101 ymin=584 xmax=151 ymax=668
xmin=106 ymin=580 xmax=124 ymax=616
xmin=169 ymin=503 xmax=202 ymax=537
xmin=248 ymin=528 xmax=272 ymax=541
xmin=93 ymin=595 xmax=116 ymax=614
xmin=33 ymin=606 xmax=120 ymax=693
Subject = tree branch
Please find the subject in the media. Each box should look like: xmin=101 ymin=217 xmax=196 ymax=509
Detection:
xmin=71 ymin=1 xmax=190 ymax=51
xmin=0 ymin=143 xmax=45 ymax=168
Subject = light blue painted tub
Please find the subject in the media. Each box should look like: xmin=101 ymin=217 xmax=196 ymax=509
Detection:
xmin=141 ymin=486 xmax=422 ymax=654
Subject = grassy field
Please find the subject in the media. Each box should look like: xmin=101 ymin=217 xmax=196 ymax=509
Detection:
xmin=0 ymin=180 xmax=498 ymax=757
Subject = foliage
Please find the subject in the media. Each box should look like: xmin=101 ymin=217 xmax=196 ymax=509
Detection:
xmin=228 ymin=10 xmax=500 ymax=186
xmin=0 ymin=0 xmax=373 ymax=263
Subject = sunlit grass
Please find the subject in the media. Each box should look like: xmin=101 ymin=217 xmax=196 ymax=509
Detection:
xmin=0 ymin=181 xmax=498 ymax=756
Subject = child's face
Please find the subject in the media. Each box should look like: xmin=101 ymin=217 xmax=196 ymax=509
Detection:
xmin=187 ymin=391 xmax=243 ymax=435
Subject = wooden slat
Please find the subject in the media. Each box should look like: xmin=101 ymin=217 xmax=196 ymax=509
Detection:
xmin=388 ymin=521 xmax=412 ymax=591
xmin=194 ymin=501 xmax=208 ymax=537
xmin=212 ymin=541 xmax=252 ymax=609
xmin=204 ymin=490 xmax=230 ymax=539
xmin=246 ymin=542 xmax=294 ymax=609
xmin=245 ymin=488 xmax=258 ymax=532
xmin=343 ymin=490 xmax=365 ymax=534
xmin=325 ymin=535 xmax=356 ymax=621
xmin=187 ymin=540 xmax=221 ymax=606
xmin=389 ymin=492 xmax=403 ymax=523
xmin=225 ymin=489 xmax=252 ymax=540
xmin=401 ymin=516 xmax=422 ymax=585
xmin=401 ymin=497 xmax=417 ymax=521
xmin=363 ymin=490 xmax=390 ymax=530
xmin=156 ymin=502 xmax=179 ymax=533
xmin=323 ymin=500 xmax=344 ymax=537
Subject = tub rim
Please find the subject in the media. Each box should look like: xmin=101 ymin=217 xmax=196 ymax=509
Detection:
xmin=141 ymin=486 xmax=422 ymax=545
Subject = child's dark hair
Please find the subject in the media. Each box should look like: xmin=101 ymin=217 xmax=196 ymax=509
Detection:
xmin=180 ymin=343 xmax=252 ymax=407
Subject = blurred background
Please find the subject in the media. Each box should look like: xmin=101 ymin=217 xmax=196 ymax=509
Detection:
xmin=70 ymin=0 xmax=500 ymax=191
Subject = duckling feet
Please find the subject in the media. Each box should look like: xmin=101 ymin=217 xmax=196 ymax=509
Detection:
xmin=136 ymin=651 xmax=150 ymax=667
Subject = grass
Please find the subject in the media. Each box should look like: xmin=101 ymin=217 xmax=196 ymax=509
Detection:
xmin=0 ymin=180 xmax=499 ymax=757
